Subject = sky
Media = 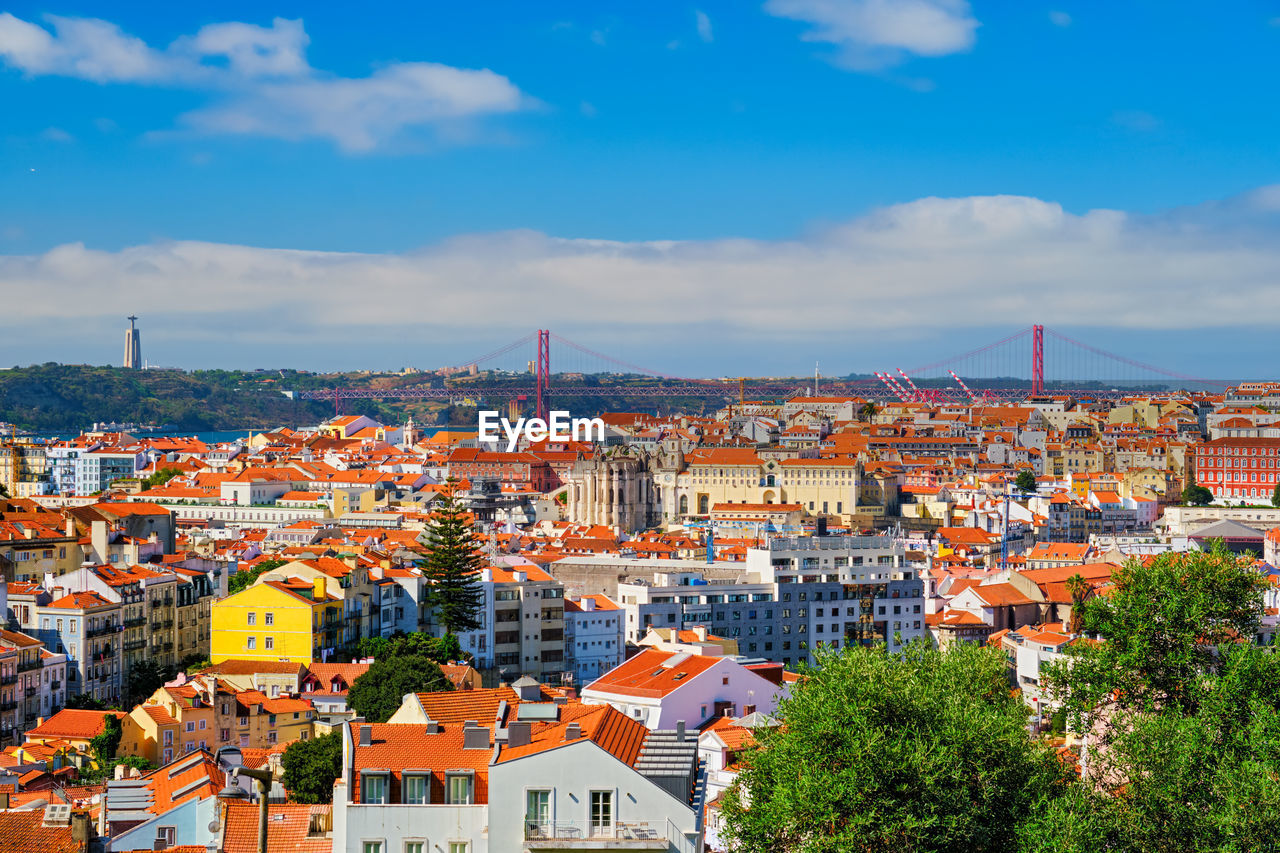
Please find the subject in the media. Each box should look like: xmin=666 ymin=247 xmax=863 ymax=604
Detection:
xmin=2 ymin=1 xmax=1279 ymax=378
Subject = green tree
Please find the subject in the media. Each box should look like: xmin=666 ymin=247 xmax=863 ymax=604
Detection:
xmin=858 ymin=401 xmax=878 ymax=420
xmin=124 ymin=659 xmax=172 ymax=707
xmin=228 ymin=557 xmax=289 ymax=595
xmin=1182 ymin=472 xmax=1213 ymax=506
xmin=89 ymin=714 xmax=122 ymax=770
xmin=356 ymin=631 xmax=466 ymax=664
xmin=1063 ymin=573 xmax=1089 ymax=635
xmin=347 ymin=654 xmax=452 ymax=723
xmin=721 ymin=642 xmax=1066 ymax=853
xmin=281 ymin=732 xmax=344 ymax=804
xmin=1044 ymin=546 xmax=1266 ymax=719
xmin=1272 ymin=482 xmax=1280 ymax=508
xmin=1014 ymin=469 xmax=1038 ymax=494
xmin=420 ymin=480 xmax=484 ymax=634
xmin=1029 ymin=547 xmax=1280 ymax=852
xmin=66 ymin=693 xmax=112 ymax=711
xmin=140 ymin=466 xmax=183 ymax=489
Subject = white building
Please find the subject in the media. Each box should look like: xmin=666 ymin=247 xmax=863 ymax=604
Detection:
xmin=332 ymin=694 xmax=702 ymax=853
xmin=581 ymin=648 xmax=786 ymax=730
xmin=563 ymin=594 xmax=624 ymax=686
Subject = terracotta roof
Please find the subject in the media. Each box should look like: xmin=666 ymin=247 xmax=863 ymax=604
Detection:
xmin=221 ymin=803 xmax=331 ymax=853
xmin=415 ymin=686 xmax=519 ymax=724
xmin=26 ymin=709 xmax=126 ymax=741
xmin=584 ymin=649 xmax=721 ymax=699
xmin=497 ymin=703 xmax=647 ymax=766
xmin=346 ymin=722 xmax=491 ymax=803
xmin=200 ymin=660 xmax=304 ymax=676
xmin=0 ymin=810 xmax=83 ymax=853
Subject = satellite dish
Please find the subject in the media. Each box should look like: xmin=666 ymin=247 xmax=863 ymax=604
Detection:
xmin=208 ymin=820 xmax=221 ymax=833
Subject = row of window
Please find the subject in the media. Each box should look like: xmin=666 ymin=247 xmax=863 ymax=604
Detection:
xmin=245 ymin=612 xmax=275 ymax=626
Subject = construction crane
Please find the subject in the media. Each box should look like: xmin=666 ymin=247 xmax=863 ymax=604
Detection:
xmin=874 ymin=372 xmax=909 ymax=403
xmin=949 ymin=370 xmax=979 ymax=405
xmin=896 ymin=369 xmax=923 ymax=403
xmin=999 ymin=485 xmax=1039 ymax=569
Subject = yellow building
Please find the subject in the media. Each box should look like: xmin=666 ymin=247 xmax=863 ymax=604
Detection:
xmin=210 ymin=577 xmax=341 ymax=665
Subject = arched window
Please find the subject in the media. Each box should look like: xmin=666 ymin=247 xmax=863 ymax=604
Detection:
xmin=679 ymin=495 xmax=689 ymax=515
xmin=698 ymin=495 xmax=710 ymax=514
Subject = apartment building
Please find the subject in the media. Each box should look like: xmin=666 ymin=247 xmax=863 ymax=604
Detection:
xmin=616 ymin=535 xmax=925 ymax=668
xmin=562 ymin=595 xmax=624 ymax=686
xmin=455 ymin=565 xmax=567 ymax=682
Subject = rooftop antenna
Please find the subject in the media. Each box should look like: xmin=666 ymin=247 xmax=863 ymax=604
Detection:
xmin=814 ymin=362 xmax=820 ymax=396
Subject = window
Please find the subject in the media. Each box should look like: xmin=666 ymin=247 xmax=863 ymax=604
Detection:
xmin=362 ymin=843 xmax=382 ymax=853
xmin=361 ymin=773 xmax=388 ymax=804
xmin=247 ymin=612 xmax=256 ymax=625
xmin=403 ymin=773 xmax=430 ymax=805
xmin=405 ymin=844 xmax=424 ymax=853
xmin=265 ymin=637 xmax=274 ymax=650
xmin=158 ymin=826 xmax=176 ymax=846
xmin=246 ymin=637 xmax=256 ymax=650
xmin=590 ymin=790 xmax=613 ymax=836
xmin=448 ymin=844 xmax=468 ymax=853
xmin=265 ymin=612 xmax=274 ymax=626
xmin=446 ymin=773 xmax=473 ymax=805
xmin=186 ymin=722 xmax=195 ymax=733
xmin=526 ymin=789 xmax=551 ymax=832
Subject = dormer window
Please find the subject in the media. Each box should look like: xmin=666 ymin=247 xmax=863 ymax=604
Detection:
xmin=402 ymin=771 xmax=431 ymax=804
xmin=360 ymin=770 xmax=389 ymax=804
xmin=445 ymin=772 xmax=474 ymax=805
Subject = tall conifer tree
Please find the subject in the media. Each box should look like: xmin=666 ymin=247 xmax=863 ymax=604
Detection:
xmin=422 ymin=478 xmax=485 ymax=634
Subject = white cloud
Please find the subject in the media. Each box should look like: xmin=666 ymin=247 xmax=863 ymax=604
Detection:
xmin=764 ymin=0 xmax=978 ymax=70
xmin=0 ymin=13 xmax=530 ymax=151
xmin=180 ymin=63 xmax=527 ymax=152
xmin=1049 ymin=10 xmax=1072 ymax=27
xmin=182 ymin=18 xmax=310 ymax=78
xmin=5 ymin=189 xmax=1280 ymax=346
xmin=39 ymin=126 xmax=73 ymax=142
xmin=696 ymin=10 xmax=715 ymax=43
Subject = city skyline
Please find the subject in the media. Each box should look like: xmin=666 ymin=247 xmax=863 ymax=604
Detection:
xmin=2 ymin=3 xmax=1279 ymax=374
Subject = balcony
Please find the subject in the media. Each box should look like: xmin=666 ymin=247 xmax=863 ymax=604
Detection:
xmin=0 ymin=701 xmax=16 ymax=712
xmin=86 ymin=624 xmax=118 ymax=639
xmin=17 ymin=660 xmax=41 ymax=673
xmin=523 ymin=820 xmax=696 ymax=851
xmin=124 ymin=617 xmax=147 ymax=629
xmin=24 ymin=687 xmax=37 ymax=698
xmin=0 ymin=675 xmax=15 ymax=686
xmin=49 ymin=680 xmax=60 ymax=690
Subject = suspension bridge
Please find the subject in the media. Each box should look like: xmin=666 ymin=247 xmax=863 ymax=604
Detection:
xmin=298 ymin=325 xmax=1226 ymax=416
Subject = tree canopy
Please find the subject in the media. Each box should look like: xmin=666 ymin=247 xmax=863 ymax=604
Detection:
xmin=347 ymin=652 xmax=452 ymax=723
xmin=228 ymin=557 xmax=289 ymax=595
xmin=420 ymin=480 xmax=484 ymax=635
xmin=721 ymin=641 xmax=1066 ymax=853
xmin=1014 ymin=469 xmax=1038 ymax=493
xmin=1030 ymin=547 xmax=1280 ymax=852
xmin=281 ymin=732 xmax=344 ymax=804
xmin=355 ymin=631 xmax=464 ymax=664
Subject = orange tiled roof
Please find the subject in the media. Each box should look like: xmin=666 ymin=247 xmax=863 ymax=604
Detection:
xmin=221 ymin=803 xmax=332 ymax=853
xmin=584 ymin=649 xmax=721 ymax=699
xmin=0 ymin=810 xmax=83 ymax=853
xmin=26 ymin=709 xmax=126 ymax=741
xmin=347 ymin=722 xmax=491 ymax=803
xmin=496 ymin=703 xmax=647 ymax=766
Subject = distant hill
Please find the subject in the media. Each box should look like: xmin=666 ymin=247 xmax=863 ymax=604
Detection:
xmin=0 ymin=365 xmax=332 ymax=432
xmin=0 ymin=365 xmax=726 ymax=433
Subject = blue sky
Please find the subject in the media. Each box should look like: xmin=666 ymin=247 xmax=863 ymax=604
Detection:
xmin=2 ymin=1 xmax=1280 ymax=378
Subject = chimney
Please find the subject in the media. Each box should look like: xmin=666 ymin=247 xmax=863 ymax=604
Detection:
xmin=676 ymin=720 xmax=686 ymax=742
xmin=693 ymin=626 xmax=708 ymax=642
xmin=358 ymin=725 xmax=371 ymax=747
xmin=513 ymin=570 xmax=527 ymax=583
xmin=582 ymin=597 xmax=596 ymax=611
xmin=564 ymin=722 xmax=581 ymax=741
xmin=425 ymin=721 xmax=440 ymax=734
xmin=463 ymin=723 xmax=489 ymax=750
xmin=313 ymin=578 xmax=326 ymax=601
xmin=65 ymin=518 xmax=75 ymax=537
xmin=71 ymin=811 xmax=92 ymax=843
xmin=507 ymin=721 xmax=532 ymax=748
xmin=0 ymin=791 xmax=9 ymax=809
xmin=481 ymin=569 xmax=492 ymax=583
